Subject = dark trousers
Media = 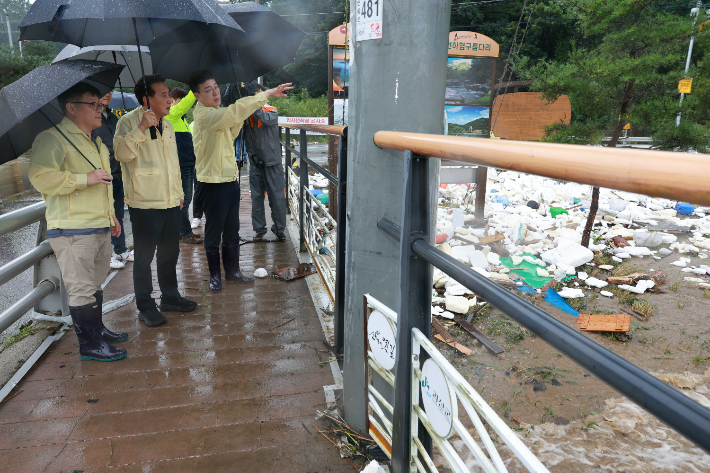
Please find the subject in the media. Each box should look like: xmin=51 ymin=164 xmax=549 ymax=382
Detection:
xmin=249 ymin=162 xmax=287 ymax=234
xmin=180 ymin=166 xmax=195 ymax=236
xmin=111 ymin=178 xmax=127 ymax=254
xmin=193 ymin=181 xmax=205 ymax=220
xmin=128 ymin=206 xmax=181 ymax=310
xmin=201 ymin=180 xmax=241 ymax=252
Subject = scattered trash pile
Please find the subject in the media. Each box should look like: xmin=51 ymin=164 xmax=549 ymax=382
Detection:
xmin=441 ymin=371 xmax=710 ymax=472
xmin=315 ymin=408 xmax=390 ymax=471
xmin=432 ymin=169 xmax=710 ymax=340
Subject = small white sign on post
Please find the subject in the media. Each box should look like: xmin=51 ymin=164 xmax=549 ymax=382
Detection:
xmin=367 ymin=310 xmax=396 ymax=370
xmin=420 ymin=359 xmax=457 ymax=438
xmin=356 ymin=0 xmax=383 ymax=41
xmin=278 ymin=117 xmax=328 ymax=126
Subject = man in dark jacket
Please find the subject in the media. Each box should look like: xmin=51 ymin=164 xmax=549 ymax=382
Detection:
xmin=92 ymin=92 xmax=131 ymax=268
xmin=243 ymin=84 xmax=287 ymax=241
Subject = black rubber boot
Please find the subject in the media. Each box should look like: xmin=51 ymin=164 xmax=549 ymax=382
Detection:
xmin=159 ymin=296 xmax=197 ymax=312
xmin=71 ymin=301 xmax=127 ymax=362
xmin=93 ymin=291 xmax=128 ymax=343
xmin=223 ymin=245 xmax=254 ymax=284
xmin=206 ymin=250 xmax=222 ymax=292
xmin=137 ymin=306 xmax=167 ymax=327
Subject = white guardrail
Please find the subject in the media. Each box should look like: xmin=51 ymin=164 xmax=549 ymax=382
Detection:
xmin=287 ymin=166 xmax=337 ymax=300
xmin=365 ymin=294 xmax=549 ymax=473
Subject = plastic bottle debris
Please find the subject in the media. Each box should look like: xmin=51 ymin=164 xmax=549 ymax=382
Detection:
xmin=492 ymin=194 xmax=509 ymax=206
xmin=254 ymin=268 xmax=268 ymax=278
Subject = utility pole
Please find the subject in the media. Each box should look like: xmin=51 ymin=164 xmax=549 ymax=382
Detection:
xmin=677 ymin=0 xmax=702 ymax=126
xmin=342 ymin=0 xmax=450 ymax=441
xmin=3 ymin=12 xmax=14 ymax=54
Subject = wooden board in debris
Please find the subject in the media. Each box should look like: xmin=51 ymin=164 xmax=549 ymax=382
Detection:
xmin=577 ymin=314 xmax=631 ymax=332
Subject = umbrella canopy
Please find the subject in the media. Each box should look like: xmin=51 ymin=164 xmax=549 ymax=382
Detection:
xmin=110 ymin=91 xmax=140 ymax=109
xmin=0 ymin=60 xmax=124 ymax=165
xmin=149 ymin=3 xmax=304 ymax=84
xmin=53 ymin=45 xmax=152 ymax=88
xmin=19 ymin=0 xmax=243 ymax=47
xmin=221 ymin=2 xmax=304 ymax=64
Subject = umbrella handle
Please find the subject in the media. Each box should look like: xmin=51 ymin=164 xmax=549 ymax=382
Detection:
xmin=132 ymin=18 xmax=157 ymax=140
xmin=112 ymin=51 xmax=127 ymax=110
xmin=38 ymin=109 xmax=98 ymax=170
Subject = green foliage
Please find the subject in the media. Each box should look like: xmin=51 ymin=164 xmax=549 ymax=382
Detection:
xmin=263 ymin=0 xmax=348 ymax=96
xmin=269 ymin=90 xmax=328 ymax=117
xmin=652 ymin=120 xmax=710 ymax=152
xmin=516 ymin=0 xmax=706 ymax=149
xmin=0 ymin=42 xmax=57 ymax=88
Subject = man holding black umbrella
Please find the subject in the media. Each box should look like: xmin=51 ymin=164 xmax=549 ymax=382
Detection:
xmin=29 ymin=82 xmax=128 ymax=362
xmin=188 ymin=70 xmax=291 ymax=292
xmin=114 ymin=74 xmax=195 ymax=327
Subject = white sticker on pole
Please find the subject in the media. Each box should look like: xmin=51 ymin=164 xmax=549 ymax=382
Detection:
xmin=356 ymin=0 xmax=383 ymax=41
xmin=367 ymin=310 xmax=396 ymax=370
xmin=420 ymin=359 xmax=457 ymax=438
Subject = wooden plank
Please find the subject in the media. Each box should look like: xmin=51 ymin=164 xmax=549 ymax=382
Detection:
xmin=432 ymin=318 xmax=454 ymax=343
xmin=453 ymin=315 xmax=505 ymax=354
xmin=577 ymin=314 xmax=631 ymax=332
xmin=434 ymin=334 xmax=473 ymax=355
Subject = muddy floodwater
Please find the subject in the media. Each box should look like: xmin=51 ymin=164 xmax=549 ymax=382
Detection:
xmin=432 ymin=245 xmax=710 ymax=471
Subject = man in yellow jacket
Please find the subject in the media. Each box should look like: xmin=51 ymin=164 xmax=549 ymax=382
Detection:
xmin=187 ymin=70 xmax=292 ymax=291
xmin=29 ymin=82 xmax=127 ymax=362
xmin=115 ymin=74 xmax=195 ymax=327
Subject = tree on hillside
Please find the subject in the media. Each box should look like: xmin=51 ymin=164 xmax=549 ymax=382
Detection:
xmin=516 ymin=0 xmax=704 ymax=247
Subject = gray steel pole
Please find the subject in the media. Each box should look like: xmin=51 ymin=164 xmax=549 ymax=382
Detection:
xmin=342 ymin=0 xmax=450 ymax=434
xmin=5 ymin=13 xmax=14 ymax=53
xmin=677 ymin=0 xmax=702 ymax=126
xmin=298 ymin=129 xmax=308 ymax=253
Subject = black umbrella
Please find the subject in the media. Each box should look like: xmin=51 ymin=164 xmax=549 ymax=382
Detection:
xmin=19 ymin=0 xmax=243 ymax=138
xmin=149 ymin=2 xmax=305 ymax=84
xmin=0 ymin=60 xmax=124 ymax=166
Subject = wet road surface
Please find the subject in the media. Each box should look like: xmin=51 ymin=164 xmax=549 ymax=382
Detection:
xmin=0 ymin=184 xmax=350 ymax=472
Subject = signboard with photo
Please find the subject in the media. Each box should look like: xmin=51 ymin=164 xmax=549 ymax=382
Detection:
xmin=445 ymin=32 xmax=499 ymax=137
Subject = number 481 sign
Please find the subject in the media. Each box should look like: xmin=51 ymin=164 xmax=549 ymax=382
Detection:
xmin=356 ymin=0 xmax=383 ymax=41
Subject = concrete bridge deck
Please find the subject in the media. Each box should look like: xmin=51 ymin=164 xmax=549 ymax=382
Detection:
xmin=0 ymin=185 xmax=350 ymax=472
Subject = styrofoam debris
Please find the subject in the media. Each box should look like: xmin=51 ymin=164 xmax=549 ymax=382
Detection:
xmin=511 ymin=255 xmax=524 ymax=265
xmin=540 ymin=238 xmax=594 ymax=268
xmin=254 ymin=268 xmax=268 ymax=278
xmin=577 ymin=272 xmax=588 ymax=280
xmin=360 ymin=460 xmax=387 ymax=473
xmin=619 ymin=280 xmax=655 ymax=294
xmin=659 ymin=248 xmax=673 ymax=256
xmin=585 ymin=277 xmax=608 ymax=288
xmin=431 ymin=306 xmax=444 ymax=315
xmin=440 ymin=311 xmax=455 ymax=320
xmin=600 ymin=290 xmax=614 ymax=297
xmin=599 ymin=265 xmax=614 ymax=270
xmin=439 ymin=242 xmax=452 ymax=256
xmin=445 ymin=295 xmax=469 ymax=314
xmin=558 ymin=287 xmax=585 ymax=298
xmin=671 ymin=260 xmax=688 ymax=267
xmin=536 ymin=267 xmax=550 ymax=278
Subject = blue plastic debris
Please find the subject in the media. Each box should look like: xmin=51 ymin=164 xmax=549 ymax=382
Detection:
xmin=545 ymin=288 xmax=579 ymax=317
xmin=492 ymin=195 xmax=509 ymax=206
xmin=675 ymin=202 xmax=695 ymax=215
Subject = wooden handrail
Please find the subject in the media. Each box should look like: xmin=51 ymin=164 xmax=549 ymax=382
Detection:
xmin=374 ymin=131 xmax=710 ymax=206
xmin=280 ymin=123 xmax=345 ymax=136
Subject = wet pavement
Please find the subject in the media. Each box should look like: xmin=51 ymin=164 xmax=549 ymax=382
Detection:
xmin=0 ymin=178 xmax=350 ymax=472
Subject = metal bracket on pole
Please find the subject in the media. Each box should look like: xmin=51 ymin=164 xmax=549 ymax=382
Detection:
xmin=390 ymin=151 xmax=433 ymax=472
xmin=334 ymin=127 xmax=348 ymax=354
xmin=299 ymin=129 xmax=308 ymax=253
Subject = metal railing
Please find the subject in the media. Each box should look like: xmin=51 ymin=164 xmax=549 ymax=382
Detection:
xmin=371 ymin=133 xmax=710 ymax=472
xmin=0 ymin=202 xmax=66 ymax=334
xmin=365 ymin=295 xmax=548 ymax=473
xmin=280 ymin=125 xmax=347 ymax=352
